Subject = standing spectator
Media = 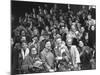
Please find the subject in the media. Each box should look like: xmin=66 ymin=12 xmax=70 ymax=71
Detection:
xmin=67 ymin=38 xmax=80 ymax=71
xmin=88 ymin=25 xmax=96 ymax=48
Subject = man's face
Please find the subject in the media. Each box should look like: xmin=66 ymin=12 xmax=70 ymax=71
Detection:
xmin=50 ymin=9 xmax=53 ymax=14
xmin=59 ymin=16 xmax=63 ymax=21
xmin=85 ymin=33 xmax=88 ymax=40
xmin=45 ymin=26 xmax=49 ymax=31
xmin=88 ymin=15 xmax=91 ymax=20
xmin=50 ymin=21 xmax=53 ymax=26
xmin=56 ymin=38 xmax=62 ymax=46
xmin=71 ymin=25 xmax=76 ymax=32
xmin=76 ymin=20 xmax=79 ymax=23
xmin=81 ymin=27 xmax=85 ymax=33
xmin=34 ymin=29 xmax=38 ymax=35
xmin=11 ymin=38 xmax=14 ymax=46
xmin=31 ymin=48 xmax=37 ymax=55
xmin=21 ymin=31 xmax=25 ymax=36
xmin=67 ymin=38 xmax=72 ymax=46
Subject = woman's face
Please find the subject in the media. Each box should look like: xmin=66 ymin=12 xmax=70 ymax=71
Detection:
xmin=91 ymin=26 xmax=95 ymax=31
xmin=44 ymin=9 xmax=47 ymax=15
xmin=31 ymin=48 xmax=37 ymax=55
xmin=45 ymin=41 xmax=51 ymax=50
xmin=79 ymin=41 xmax=84 ymax=47
xmin=56 ymin=38 xmax=62 ymax=46
xmin=32 ymin=37 xmax=37 ymax=43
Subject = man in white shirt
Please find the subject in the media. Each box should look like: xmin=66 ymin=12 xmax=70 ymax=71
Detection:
xmin=70 ymin=46 xmax=80 ymax=68
xmin=67 ymin=38 xmax=80 ymax=70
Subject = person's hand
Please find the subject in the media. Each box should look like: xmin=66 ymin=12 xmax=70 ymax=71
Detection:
xmin=63 ymin=56 xmax=69 ymax=61
xmin=19 ymin=54 xmax=22 ymax=58
xmin=33 ymin=61 xmax=43 ymax=68
xmin=49 ymin=69 xmax=55 ymax=72
xmin=73 ymin=64 xmax=79 ymax=70
xmin=35 ymin=61 xmax=43 ymax=64
xmin=56 ymin=56 xmax=63 ymax=60
xmin=29 ymin=65 xmax=33 ymax=69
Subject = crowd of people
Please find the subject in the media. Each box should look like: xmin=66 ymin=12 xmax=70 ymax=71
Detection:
xmin=11 ymin=3 xmax=96 ymax=74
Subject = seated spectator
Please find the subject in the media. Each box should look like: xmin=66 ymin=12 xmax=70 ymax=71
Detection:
xmin=21 ymin=42 xmax=29 ymax=60
xmin=54 ymin=37 xmax=70 ymax=62
xmin=21 ymin=46 xmax=43 ymax=73
xmin=78 ymin=41 xmax=93 ymax=70
xmin=41 ymin=40 xmax=55 ymax=72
